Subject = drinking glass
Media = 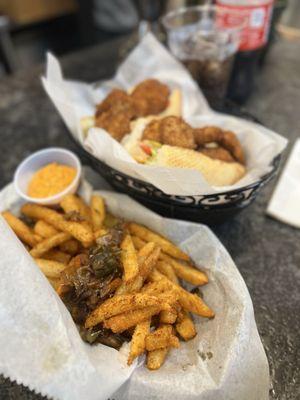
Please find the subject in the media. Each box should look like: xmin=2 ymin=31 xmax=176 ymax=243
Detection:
xmin=162 ymin=5 xmax=245 ymax=109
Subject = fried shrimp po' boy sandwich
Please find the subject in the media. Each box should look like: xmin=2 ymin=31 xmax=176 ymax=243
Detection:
xmin=122 ymin=116 xmax=246 ymax=187
xmin=81 ymin=79 xmax=246 ymax=187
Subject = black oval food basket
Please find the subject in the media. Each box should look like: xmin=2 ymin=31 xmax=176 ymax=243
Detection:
xmin=68 ymin=103 xmax=282 ymax=225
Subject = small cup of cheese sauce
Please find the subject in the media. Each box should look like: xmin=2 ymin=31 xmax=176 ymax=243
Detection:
xmin=14 ymin=148 xmax=81 ymax=205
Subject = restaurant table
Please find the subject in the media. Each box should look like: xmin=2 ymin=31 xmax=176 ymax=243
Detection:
xmin=0 ymin=36 xmax=299 ymax=400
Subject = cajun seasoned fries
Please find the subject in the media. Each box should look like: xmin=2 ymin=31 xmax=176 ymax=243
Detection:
xmin=2 ymin=193 xmax=214 ymax=371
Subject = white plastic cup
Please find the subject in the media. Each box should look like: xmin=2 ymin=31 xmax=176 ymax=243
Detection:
xmin=14 ymin=148 xmax=82 ymax=206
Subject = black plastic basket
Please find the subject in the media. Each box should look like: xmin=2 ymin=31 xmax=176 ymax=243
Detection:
xmin=67 ymin=102 xmax=282 ymax=224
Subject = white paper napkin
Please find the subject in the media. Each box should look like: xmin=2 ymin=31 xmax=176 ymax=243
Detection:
xmin=267 ymin=138 xmax=300 ymax=227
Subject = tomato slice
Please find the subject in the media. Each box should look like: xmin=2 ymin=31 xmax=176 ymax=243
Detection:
xmin=140 ymin=143 xmax=152 ymax=156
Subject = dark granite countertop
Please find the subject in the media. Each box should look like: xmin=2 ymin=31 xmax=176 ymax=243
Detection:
xmin=0 ymin=36 xmax=299 ymax=400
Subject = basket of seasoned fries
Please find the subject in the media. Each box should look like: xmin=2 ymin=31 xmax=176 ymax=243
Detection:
xmin=42 ymin=33 xmax=287 ymax=223
xmin=0 ymin=173 xmax=269 ymax=400
xmin=3 ymin=193 xmax=213 ymax=369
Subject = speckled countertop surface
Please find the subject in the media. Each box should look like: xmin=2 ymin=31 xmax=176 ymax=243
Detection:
xmin=0 ymin=36 xmax=299 ymax=400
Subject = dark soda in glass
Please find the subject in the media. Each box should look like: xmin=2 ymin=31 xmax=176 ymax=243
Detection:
xmin=162 ymin=5 xmax=244 ymax=109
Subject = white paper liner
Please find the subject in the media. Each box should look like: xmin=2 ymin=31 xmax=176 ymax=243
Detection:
xmin=0 ymin=181 xmax=269 ymax=400
xmin=41 ymin=32 xmax=287 ymax=196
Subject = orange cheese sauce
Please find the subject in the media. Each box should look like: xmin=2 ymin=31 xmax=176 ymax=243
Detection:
xmin=28 ymin=163 xmax=77 ymax=198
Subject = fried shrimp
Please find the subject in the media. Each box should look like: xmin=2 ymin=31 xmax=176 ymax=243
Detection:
xmin=142 ymin=116 xmax=196 ymax=149
xmin=131 ymin=79 xmax=170 ymax=116
xmin=193 ymin=126 xmax=223 ymax=146
xmin=96 ymin=89 xmax=136 ymax=118
xmin=95 ymin=89 xmax=137 ymax=141
xmin=200 ymin=147 xmax=235 ymax=163
xmin=220 ymin=130 xmax=245 ymax=164
xmin=142 ymin=119 xmax=162 ymax=142
xmin=160 ymin=117 xmax=196 ymax=149
xmin=95 ymin=111 xmax=131 ymax=141
xmin=194 ymin=126 xmax=245 ymax=164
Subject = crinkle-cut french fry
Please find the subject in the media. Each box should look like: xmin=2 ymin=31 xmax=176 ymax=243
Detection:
xmin=104 ymin=306 xmax=162 ymax=333
xmin=178 ymin=291 xmax=214 ymax=319
xmin=131 ymin=235 xmax=146 ymax=250
xmin=21 ymin=203 xmax=94 ymax=247
xmin=160 ymin=253 xmax=208 ymax=286
xmin=176 ymin=310 xmax=197 ymax=341
xmin=156 ymin=260 xmax=179 ymax=284
xmin=35 ymin=258 xmax=67 ymax=278
xmin=160 ymin=305 xmax=178 ymax=324
xmin=115 ymin=275 xmax=144 ymax=295
xmin=145 ymin=324 xmax=172 ymax=351
xmin=128 ymin=320 xmax=151 ymax=365
xmin=60 ymin=194 xmax=81 ymax=213
xmin=139 ymin=245 xmax=161 ymax=279
xmin=94 ymin=228 xmax=108 ymax=240
xmin=77 ymin=197 xmax=93 ymax=226
xmin=157 ymin=290 xmax=179 ymax=305
xmin=149 ymin=269 xmax=214 ymax=318
xmin=90 ymin=195 xmax=106 ymax=231
xmin=33 ymin=234 xmax=43 ymax=243
xmin=59 ymin=239 xmax=80 ymax=255
xmin=147 ymin=348 xmax=168 ymax=370
xmin=43 ymin=249 xmax=71 ymax=264
xmin=137 ymin=242 xmax=157 ymax=279
xmin=30 ymin=232 xmax=72 ymax=258
xmin=60 ymin=194 xmax=91 ymax=221
xmin=2 ymin=211 xmax=38 ymax=247
xmin=133 ymin=235 xmax=206 ymax=285
xmin=159 ymin=294 xmax=180 ymax=325
xmin=85 ymin=293 xmax=166 ymax=328
xmin=60 ymin=194 xmax=93 ymax=231
xmin=128 ymin=285 xmax=178 ymax=307
xmin=128 ymin=222 xmax=190 ymax=261
xmin=141 ymin=280 xmax=171 ymax=296
xmin=138 ymin=242 xmax=156 ymax=259
xmin=121 ymin=234 xmax=139 ymax=283
xmin=115 ymin=245 xmax=160 ymax=295
xmin=149 ymin=325 xmax=180 ymax=349
xmin=169 ymin=335 xmax=180 ymax=348
xmin=33 ymin=220 xmax=58 ymax=238
xmin=133 ymin=235 xmax=206 ymax=284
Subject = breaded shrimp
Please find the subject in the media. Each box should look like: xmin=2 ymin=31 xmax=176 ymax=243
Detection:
xmin=194 ymin=126 xmax=245 ymax=164
xmin=142 ymin=119 xmax=162 ymax=142
xmin=96 ymin=89 xmax=136 ymax=119
xmin=200 ymin=147 xmax=235 ymax=163
xmin=131 ymin=79 xmax=170 ymax=116
xmin=160 ymin=116 xmax=196 ymax=149
xmin=142 ymin=116 xmax=196 ymax=149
